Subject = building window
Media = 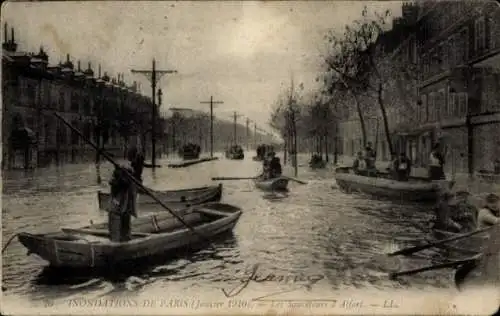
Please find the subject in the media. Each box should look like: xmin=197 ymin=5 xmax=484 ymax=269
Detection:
xmin=439 ymin=43 xmax=447 ymax=70
xmin=59 ymin=91 xmax=66 ymax=111
xmin=437 ymin=89 xmax=445 ymax=120
xmin=71 ymin=92 xmax=79 ymax=112
xmin=458 ymin=92 xmax=468 ymax=116
xmin=429 ymin=92 xmax=436 ymax=122
xmin=489 ymin=16 xmax=497 ymax=49
xmin=448 ymin=87 xmax=457 ymax=118
xmin=421 ymin=94 xmax=427 ymax=122
xmin=461 ymin=27 xmax=469 ymax=63
xmin=448 ymin=36 xmax=456 ymax=67
xmin=475 ymin=16 xmax=486 ymax=54
xmin=71 ymin=121 xmax=79 ymax=145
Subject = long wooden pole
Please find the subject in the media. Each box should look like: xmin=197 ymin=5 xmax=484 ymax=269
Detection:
xmin=54 ymin=112 xmax=216 ymax=249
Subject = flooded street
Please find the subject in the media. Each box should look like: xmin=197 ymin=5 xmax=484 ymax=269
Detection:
xmin=2 ymin=153 xmax=456 ymax=305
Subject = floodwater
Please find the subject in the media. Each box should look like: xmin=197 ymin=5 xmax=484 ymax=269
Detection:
xmin=2 ymin=152 xmax=458 ymax=306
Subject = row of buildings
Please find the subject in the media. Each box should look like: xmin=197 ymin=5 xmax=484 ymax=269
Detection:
xmin=337 ymin=0 xmax=500 ymax=176
xmin=2 ymin=24 xmax=161 ymax=169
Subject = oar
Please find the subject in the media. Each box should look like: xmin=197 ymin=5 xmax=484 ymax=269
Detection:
xmin=282 ymin=176 xmax=308 ymax=185
xmin=387 ymin=226 xmax=494 ymax=257
xmin=54 ymin=113 xmax=217 ymax=250
xmin=389 ymin=255 xmax=480 ymax=279
xmin=211 ymin=176 xmax=258 ymax=180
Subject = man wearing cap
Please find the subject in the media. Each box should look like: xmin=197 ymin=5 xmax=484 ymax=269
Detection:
xmin=477 ymin=193 xmax=500 ymax=229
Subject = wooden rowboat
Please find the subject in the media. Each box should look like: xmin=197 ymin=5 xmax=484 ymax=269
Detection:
xmin=335 ymin=166 xmax=450 ymax=202
xmin=17 ymin=203 xmax=242 ymax=268
xmin=97 ymin=184 xmax=223 ymax=212
xmin=254 ymin=176 xmax=289 ymax=191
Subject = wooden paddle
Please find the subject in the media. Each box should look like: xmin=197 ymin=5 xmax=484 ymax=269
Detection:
xmin=54 ymin=113 xmax=217 ymax=250
xmin=389 ymin=255 xmax=480 ymax=279
xmin=211 ymin=176 xmax=258 ymax=180
xmin=387 ymin=226 xmax=494 ymax=257
xmin=282 ymin=176 xmax=308 ymax=185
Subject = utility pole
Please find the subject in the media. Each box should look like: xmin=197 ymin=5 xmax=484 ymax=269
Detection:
xmin=200 ymin=96 xmax=224 ymax=158
xmin=246 ymin=118 xmax=250 ymax=151
xmin=254 ymin=123 xmax=257 ymax=149
xmin=131 ymin=58 xmax=177 ymax=168
xmin=233 ymin=111 xmax=243 ymax=145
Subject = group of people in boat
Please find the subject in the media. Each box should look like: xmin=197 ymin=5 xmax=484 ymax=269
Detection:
xmin=434 ymin=191 xmax=499 ymax=234
xmin=351 ymin=141 xmax=448 ymax=182
xmin=256 ymin=144 xmax=274 ymax=160
xmin=179 ymin=143 xmax=201 ymax=159
xmin=259 ymin=151 xmax=282 ymax=180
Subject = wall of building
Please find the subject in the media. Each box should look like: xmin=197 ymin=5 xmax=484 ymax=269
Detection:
xmin=337 ymin=1 xmax=500 ymax=176
xmin=2 ymin=27 xmax=156 ymax=169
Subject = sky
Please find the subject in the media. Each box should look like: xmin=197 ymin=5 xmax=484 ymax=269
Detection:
xmin=2 ymin=1 xmax=402 ymax=134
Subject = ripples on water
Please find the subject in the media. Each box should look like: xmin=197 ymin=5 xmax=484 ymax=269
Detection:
xmin=2 ymin=153 xmax=456 ymax=302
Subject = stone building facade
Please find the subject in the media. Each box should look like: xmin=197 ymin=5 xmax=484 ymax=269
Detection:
xmin=2 ymin=25 xmax=156 ymax=169
xmin=338 ymin=0 xmax=500 ymax=176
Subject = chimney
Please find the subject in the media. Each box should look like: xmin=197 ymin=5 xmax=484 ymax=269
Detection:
xmin=11 ymin=27 xmax=14 ymax=43
xmin=3 ymin=23 xmax=6 ymax=43
xmin=98 ymin=64 xmax=101 ymax=77
xmin=88 ymin=61 xmax=91 ymax=70
xmin=66 ymin=54 xmax=70 ymax=62
xmin=77 ymin=60 xmax=81 ymax=71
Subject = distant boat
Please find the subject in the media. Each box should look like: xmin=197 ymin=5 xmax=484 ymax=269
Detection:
xmin=97 ymin=184 xmax=223 ymax=212
xmin=18 ymin=203 xmax=242 ymax=269
xmin=179 ymin=143 xmax=201 ymax=160
xmin=225 ymin=145 xmax=244 ymax=160
xmin=335 ymin=166 xmax=450 ymax=202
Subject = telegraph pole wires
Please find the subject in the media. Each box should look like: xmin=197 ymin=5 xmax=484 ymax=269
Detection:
xmin=131 ymin=58 xmax=177 ymax=168
xmin=200 ymin=96 xmax=224 ymax=158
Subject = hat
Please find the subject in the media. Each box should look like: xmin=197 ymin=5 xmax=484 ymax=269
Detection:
xmin=486 ymin=193 xmax=499 ymax=204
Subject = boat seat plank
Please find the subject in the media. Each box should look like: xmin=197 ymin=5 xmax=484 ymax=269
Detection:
xmin=62 ymin=228 xmax=152 ymax=238
xmin=194 ymin=208 xmax=229 ymax=217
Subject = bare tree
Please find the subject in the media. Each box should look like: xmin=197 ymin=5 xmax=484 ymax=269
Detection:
xmin=321 ymin=6 xmax=419 ymax=158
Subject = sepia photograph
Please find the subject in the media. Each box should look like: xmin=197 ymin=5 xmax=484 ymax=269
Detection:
xmin=1 ymin=0 xmax=499 ymax=315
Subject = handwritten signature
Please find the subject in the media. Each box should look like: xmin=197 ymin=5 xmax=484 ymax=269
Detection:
xmin=221 ymin=264 xmax=324 ymax=298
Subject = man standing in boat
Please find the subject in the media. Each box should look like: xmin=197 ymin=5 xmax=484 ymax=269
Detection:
xmin=269 ymin=152 xmax=282 ymax=178
xmin=392 ymin=152 xmax=412 ymax=181
xmin=364 ymin=142 xmax=377 ymax=177
xmin=477 ymin=193 xmax=500 ymax=229
xmin=428 ymin=143 xmax=446 ymax=180
xmin=107 ymin=163 xmax=138 ymax=242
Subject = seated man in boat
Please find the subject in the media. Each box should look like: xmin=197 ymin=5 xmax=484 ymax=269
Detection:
xmin=107 ymin=165 xmax=138 ymax=242
xmin=261 ymin=152 xmax=273 ymax=179
xmin=392 ymin=152 xmax=412 ymax=182
xmin=269 ymin=153 xmax=282 ymax=179
xmin=477 ymin=193 xmax=500 ymax=229
xmin=449 ymin=191 xmax=478 ymax=233
xmin=433 ymin=192 xmax=462 ymax=233
xmin=352 ymin=151 xmax=367 ymax=176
